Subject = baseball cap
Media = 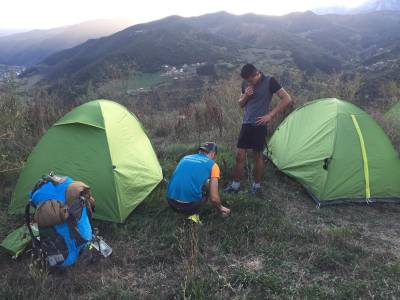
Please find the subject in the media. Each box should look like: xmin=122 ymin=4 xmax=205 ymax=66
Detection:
xmin=198 ymin=142 xmax=218 ymax=154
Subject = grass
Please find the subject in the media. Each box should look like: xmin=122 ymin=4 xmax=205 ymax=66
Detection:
xmin=125 ymin=72 xmax=166 ymax=91
xmin=1 ymin=55 xmax=400 ymax=299
xmin=97 ymin=72 xmax=167 ymax=96
xmin=1 ymin=144 xmax=400 ymax=299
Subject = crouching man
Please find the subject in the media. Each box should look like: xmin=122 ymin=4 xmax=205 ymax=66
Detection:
xmin=167 ymin=142 xmax=231 ymax=217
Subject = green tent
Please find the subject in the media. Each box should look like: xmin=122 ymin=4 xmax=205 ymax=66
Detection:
xmin=9 ymin=100 xmax=163 ymax=222
xmin=266 ymin=98 xmax=400 ymax=206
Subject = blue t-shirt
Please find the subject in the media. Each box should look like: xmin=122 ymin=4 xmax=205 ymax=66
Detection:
xmin=167 ymin=153 xmax=215 ymax=203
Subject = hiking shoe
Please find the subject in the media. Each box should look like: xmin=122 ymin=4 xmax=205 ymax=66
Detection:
xmin=250 ymin=186 xmax=264 ymax=199
xmin=187 ymin=214 xmax=202 ymax=225
xmin=224 ymin=185 xmax=240 ymax=194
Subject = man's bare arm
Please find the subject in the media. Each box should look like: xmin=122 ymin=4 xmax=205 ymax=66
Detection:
xmin=238 ymin=86 xmax=254 ymax=108
xmin=238 ymin=94 xmax=249 ymax=108
xmin=209 ymin=178 xmax=221 ymax=208
xmin=256 ymin=88 xmax=292 ymax=125
xmin=209 ymin=178 xmax=230 ymax=215
xmin=269 ymin=88 xmax=292 ymax=118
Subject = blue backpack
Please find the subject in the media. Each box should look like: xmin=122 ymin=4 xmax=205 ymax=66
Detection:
xmin=25 ymin=174 xmax=94 ymax=267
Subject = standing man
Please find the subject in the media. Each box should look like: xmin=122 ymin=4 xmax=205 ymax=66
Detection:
xmin=167 ymin=142 xmax=230 ymax=217
xmin=225 ymin=64 xmax=292 ymax=196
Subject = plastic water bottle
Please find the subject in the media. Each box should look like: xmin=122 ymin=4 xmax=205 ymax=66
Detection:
xmin=91 ymin=237 xmax=112 ymax=257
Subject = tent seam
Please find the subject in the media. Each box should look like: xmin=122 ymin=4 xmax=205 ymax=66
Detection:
xmin=54 ymin=121 xmax=105 ymax=130
xmin=99 ymin=101 xmax=124 ymax=222
xmin=320 ymin=100 xmax=340 ymax=200
xmin=351 ymin=114 xmax=371 ymax=200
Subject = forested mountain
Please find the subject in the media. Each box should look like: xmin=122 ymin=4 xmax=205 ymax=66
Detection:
xmin=23 ymin=11 xmax=400 ymax=98
xmin=0 ymin=19 xmax=133 ymax=66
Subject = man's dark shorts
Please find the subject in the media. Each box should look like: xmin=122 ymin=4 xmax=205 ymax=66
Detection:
xmin=168 ymin=197 xmax=207 ymax=215
xmin=237 ymin=124 xmax=267 ymax=152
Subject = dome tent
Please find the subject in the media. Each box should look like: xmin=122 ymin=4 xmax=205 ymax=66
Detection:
xmin=9 ymin=100 xmax=162 ymax=223
xmin=266 ymin=98 xmax=400 ymax=206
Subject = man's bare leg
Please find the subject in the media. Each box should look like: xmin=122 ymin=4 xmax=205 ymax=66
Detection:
xmin=233 ymin=148 xmax=247 ymax=182
xmin=251 ymin=151 xmax=265 ymax=197
xmin=253 ymin=151 xmax=264 ymax=184
xmin=225 ymin=148 xmax=246 ymax=192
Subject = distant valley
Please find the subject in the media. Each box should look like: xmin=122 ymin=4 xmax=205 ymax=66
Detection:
xmin=14 ymin=10 xmax=400 ymax=100
xmin=0 ymin=19 xmax=134 ymax=66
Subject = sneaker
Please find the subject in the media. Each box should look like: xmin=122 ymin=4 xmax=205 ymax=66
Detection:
xmin=250 ymin=186 xmax=264 ymax=198
xmin=187 ymin=214 xmax=202 ymax=225
xmin=224 ymin=184 xmax=240 ymax=194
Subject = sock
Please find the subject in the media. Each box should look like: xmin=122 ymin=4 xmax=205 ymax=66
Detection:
xmin=231 ymin=181 xmax=240 ymax=190
xmin=253 ymin=182 xmax=261 ymax=189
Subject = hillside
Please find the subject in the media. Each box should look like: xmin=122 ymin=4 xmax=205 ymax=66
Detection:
xmin=0 ymin=19 xmax=134 ymax=66
xmin=29 ymin=16 xmax=239 ymax=84
xmin=3 ymin=155 xmax=400 ymax=299
xmin=2 ymin=0 xmax=400 ymax=297
xmin=23 ymin=10 xmax=400 ymax=99
xmin=1 ymin=141 xmax=400 ymax=298
xmin=2 ymin=38 xmax=400 ymax=298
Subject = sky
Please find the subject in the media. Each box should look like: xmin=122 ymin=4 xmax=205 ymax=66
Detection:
xmin=0 ymin=0 xmax=367 ymax=29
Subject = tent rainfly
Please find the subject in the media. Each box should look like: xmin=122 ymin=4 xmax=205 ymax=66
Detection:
xmin=266 ymin=98 xmax=400 ymax=206
xmin=9 ymin=100 xmax=162 ymax=222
